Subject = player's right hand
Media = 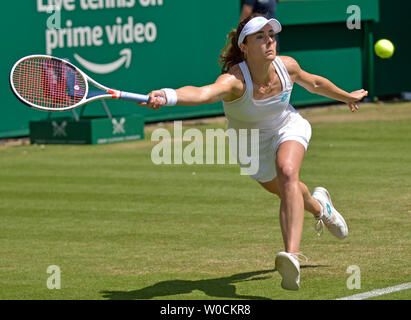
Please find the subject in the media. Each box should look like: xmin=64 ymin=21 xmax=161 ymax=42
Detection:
xmin=138 ymin=90 xmax=166 ymax=110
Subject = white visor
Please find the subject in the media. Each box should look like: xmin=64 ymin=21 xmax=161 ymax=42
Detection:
xmin=238 ymin=16 xmax=282 ymax=46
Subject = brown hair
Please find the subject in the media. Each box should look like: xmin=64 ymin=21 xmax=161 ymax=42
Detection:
xmin=218 ymin=13 xmax=263 ymax=74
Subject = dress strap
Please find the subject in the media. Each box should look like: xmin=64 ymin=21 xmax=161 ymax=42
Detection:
xmin=274 ymin=56 xmax=293 ymax=91
xmin=239 ymin=61 xmax=254 ymax=97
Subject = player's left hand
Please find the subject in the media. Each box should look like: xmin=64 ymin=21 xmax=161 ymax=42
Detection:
xmin=346 ymin=89 xmax=368 ymax=112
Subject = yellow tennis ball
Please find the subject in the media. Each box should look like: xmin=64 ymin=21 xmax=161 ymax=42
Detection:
xmin=374 ymin=39 xmax=395 ymax=59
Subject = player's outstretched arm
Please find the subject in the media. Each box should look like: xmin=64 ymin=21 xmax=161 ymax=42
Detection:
xmin=141 ymin=73 xmax=240 ymax=110
xmin=281 ymin=55 xmax=368 ymax=112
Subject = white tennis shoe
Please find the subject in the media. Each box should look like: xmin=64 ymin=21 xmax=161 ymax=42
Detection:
xmin=312 ymin=187 xmax=348 ymax=239
xmin=275 ymin=252 xmax=301 ymax=291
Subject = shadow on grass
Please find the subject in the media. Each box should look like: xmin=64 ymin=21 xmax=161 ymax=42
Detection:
xmin=101 ymin=265 xmax=324 ymax=300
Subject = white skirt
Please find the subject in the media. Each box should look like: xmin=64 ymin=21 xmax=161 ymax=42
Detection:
xmin=228 ymin=109 xmax=312 ymax=183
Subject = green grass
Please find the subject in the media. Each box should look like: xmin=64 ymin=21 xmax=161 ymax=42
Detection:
xmin=0 ymin=102 xmax=410 ymax=300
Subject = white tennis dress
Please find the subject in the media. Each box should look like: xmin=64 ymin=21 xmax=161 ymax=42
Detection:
xmin=223 ymin=56 xmax=312 ymax=182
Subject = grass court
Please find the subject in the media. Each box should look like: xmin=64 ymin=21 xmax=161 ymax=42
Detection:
xmin=0 ymin=101 xmax=410 ymax=300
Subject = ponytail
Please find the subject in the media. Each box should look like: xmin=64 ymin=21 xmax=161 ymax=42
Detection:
xmin=218 ymin=29 xmax=245 ymax=74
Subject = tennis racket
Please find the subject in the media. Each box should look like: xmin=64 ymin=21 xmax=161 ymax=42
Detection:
xmin=10 ymin=54 xmax=150 ymax=112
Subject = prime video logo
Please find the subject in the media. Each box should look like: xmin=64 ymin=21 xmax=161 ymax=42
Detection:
xmin=150 ymin=121 xmax=260 ymax=176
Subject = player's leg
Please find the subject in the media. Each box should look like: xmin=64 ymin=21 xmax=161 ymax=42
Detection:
xmin=274 ymin=140 xmax=307 ymax=254
xmin=259 ymin=178 xmax=321 ymax=217
xmin=259 ymin=149 xmax=348 ymax=240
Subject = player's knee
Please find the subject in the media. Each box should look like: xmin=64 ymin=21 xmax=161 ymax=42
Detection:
xmin=277 ymin=162 xmax=299 ymax=184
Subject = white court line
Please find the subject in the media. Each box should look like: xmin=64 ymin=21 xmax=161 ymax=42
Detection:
xmin=336 ymin=282 xmax=411 ymax=300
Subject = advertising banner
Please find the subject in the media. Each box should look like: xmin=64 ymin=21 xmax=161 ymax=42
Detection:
xmin=1 ymin=1 xmax=240 ymax=138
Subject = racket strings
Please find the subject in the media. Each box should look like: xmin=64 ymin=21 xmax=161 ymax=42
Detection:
xmin=12 ymin=57 xmax=87 ymax=109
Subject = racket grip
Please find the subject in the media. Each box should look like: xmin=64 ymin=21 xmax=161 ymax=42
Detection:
xmin=119 ymin=91 xmax=150 ymax=103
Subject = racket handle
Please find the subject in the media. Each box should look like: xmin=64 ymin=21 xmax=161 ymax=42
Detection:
xmin=119 ymin=91 xmax=150 ymax=103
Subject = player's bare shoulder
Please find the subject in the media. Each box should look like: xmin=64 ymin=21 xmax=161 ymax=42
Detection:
xmin=220 ymin=64 xmax=246 ymax=102
xmin=278 ymin=55 xmax=301 ymax=82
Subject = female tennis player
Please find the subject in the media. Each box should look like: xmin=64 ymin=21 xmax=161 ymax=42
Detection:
xmin=141 ymin=14 xmax=368 ymax=290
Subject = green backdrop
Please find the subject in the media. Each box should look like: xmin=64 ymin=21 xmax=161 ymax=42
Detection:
xmin=373 ymin=0 xmax=411 ymax=96
xmin=2 ymin=0 xmax=239 ymax=138
xmin=1 ymin=0 xmax=388 ymax=139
